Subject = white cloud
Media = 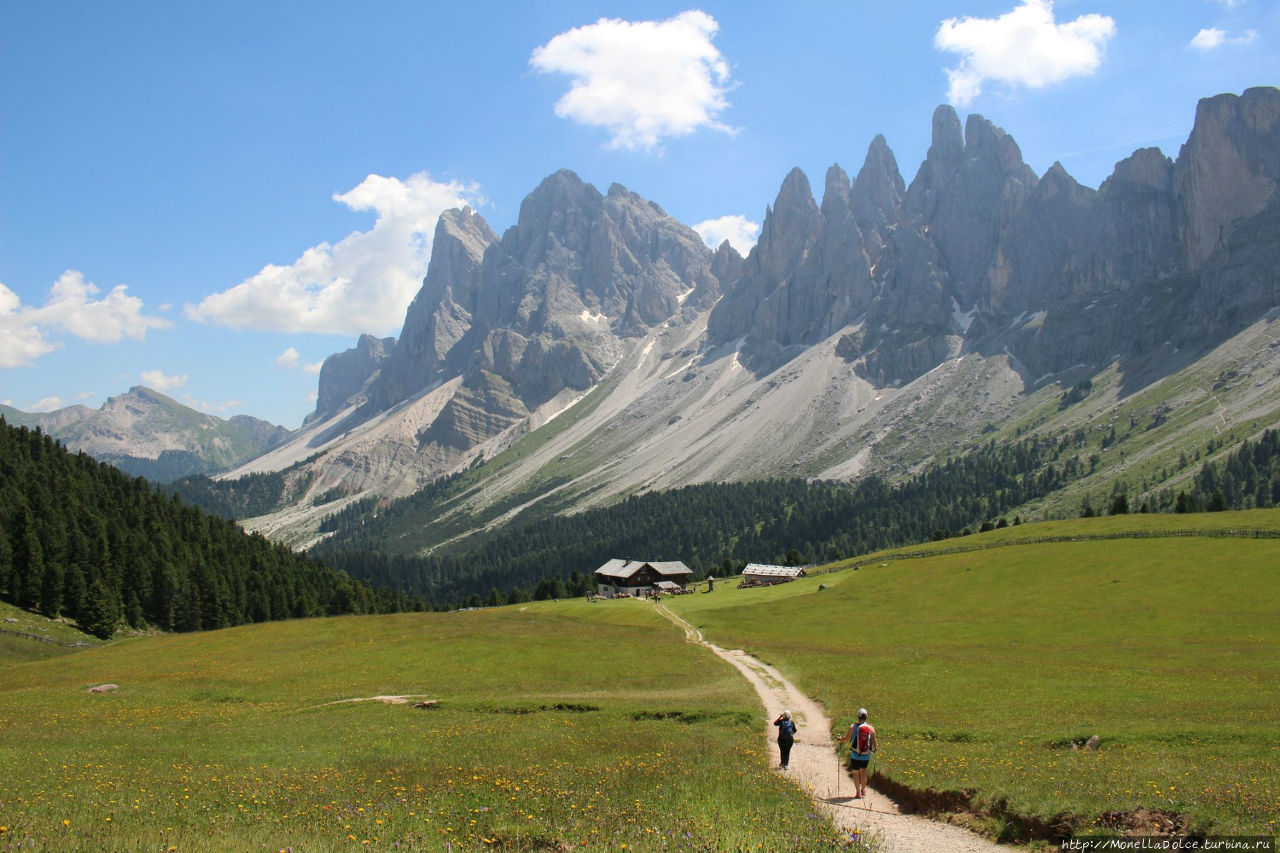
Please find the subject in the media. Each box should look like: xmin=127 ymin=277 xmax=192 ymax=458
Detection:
xmin=0 ymin=273 xmax=169 ymax=368
xmin=77 ymin=391 xmax=96 ymax=401
xmin=693 ymin=215 xmax=760 ymax=255
xmin=531 ymin=10 xmax=735 ymax=151
xmin=0 ymin=282 xmax=60 ymax=367
xmin=186 ymin=173 xmax=480 ymax=336
xmin=1189 ymin=27 xmax=1256 ymax=50
xmin=28 ymin=396 xmax=64 ymax=412
xmin=277 ymin=346 xmax=323 ymax=374
xmin=36 ymin=270 xmax=170 ymax=343
xmin=140 ymin=370 xmax=188 ymax=392
xmin=1191 ymin=27 xmax=1227 ymax=50
xmin=182 ymin=395 xmax=242 ymax=414
xmin=935 ymin=0 xmax=1116 ymax=106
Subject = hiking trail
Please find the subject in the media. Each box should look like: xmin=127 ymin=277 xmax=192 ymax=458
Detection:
xmin=654 ymin=602 xmax=1001 ymax=853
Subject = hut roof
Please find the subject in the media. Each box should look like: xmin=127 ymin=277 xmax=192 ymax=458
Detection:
xmin=741 ymin=563 xmax=806 ymax=578
xmin=595 ymin=559 xmax=693 ymax=580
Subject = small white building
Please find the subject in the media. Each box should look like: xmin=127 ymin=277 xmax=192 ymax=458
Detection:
xmin=594 ymin=559 xmax=693 ymax=596
xmin=740 ymin=563 xmax=806 ymax=586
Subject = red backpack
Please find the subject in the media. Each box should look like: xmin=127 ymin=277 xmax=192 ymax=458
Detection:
xmin=854 ymin=723 xmax=872 ymax=754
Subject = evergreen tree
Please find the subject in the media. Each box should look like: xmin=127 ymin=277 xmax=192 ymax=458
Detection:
xmin=15 ymin=525 xmax=45 ymax=612
xmin=80 ymin=577 xmax=119 ymax=640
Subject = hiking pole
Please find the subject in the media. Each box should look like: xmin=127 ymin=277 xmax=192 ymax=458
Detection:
xmin=865 ymin=753 xmax=874 ymax=809
xmin=835 ymin=746 xmax=841 ymax=798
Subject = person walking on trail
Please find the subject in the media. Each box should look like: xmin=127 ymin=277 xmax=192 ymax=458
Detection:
xmin=836 ymin=708 xmax=877 ymax=798
xmin=773 ymin=710 xmax=797 ymax=770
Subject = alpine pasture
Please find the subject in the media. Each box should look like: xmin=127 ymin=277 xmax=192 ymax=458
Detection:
xmin=1 ymin=511 xmax=1277 ymax=849
xmin=666 ymin=510 xmax=1280 ymax=839
xmin=0 ymin=602 xmax=852 ymax=851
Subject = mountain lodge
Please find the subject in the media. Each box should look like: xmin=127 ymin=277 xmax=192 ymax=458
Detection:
xmin=594 ymin=559 xmax=693 ymax=596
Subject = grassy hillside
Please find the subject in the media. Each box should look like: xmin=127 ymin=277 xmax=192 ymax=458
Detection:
xmin=0 ymin=600 xmax=100 ymax=665
xmin=0 ymin=600 xmax=854 ymax=851
xmin=666 ymin=509 xmax=1280 ymax=838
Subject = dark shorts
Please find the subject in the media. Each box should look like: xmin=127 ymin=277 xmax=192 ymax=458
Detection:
xmin=849 ymin=757 xmax=870 ymax=770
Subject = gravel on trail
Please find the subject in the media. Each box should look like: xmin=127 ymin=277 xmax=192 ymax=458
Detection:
xmin=655 ymin=603 xmax=1002 ymax=853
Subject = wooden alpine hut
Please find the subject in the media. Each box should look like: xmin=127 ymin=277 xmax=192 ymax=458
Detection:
xmin=594 ymin=559 xmax=693 ymax=596
xmin=740 ymin=563 xmax=807 ymax=587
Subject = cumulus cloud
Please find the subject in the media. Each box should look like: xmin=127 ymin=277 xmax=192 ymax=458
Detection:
xmin=140 ymin=370 xmax=188 ymax=392
xmin=693 ymin=215 xmax=761 ymax=255
xmin=1190 ymin=27 xmax=1256 ymax=50
xmin=0 ymin=283 xmax=59 ymax=367
xmin=531 ymin=10 xmax=735 ymax=151
xmin=186 ymin=173 xmax=480 ymax=336
xmin=28 ymin=396 xmax=64 ymax=412
xmin=302 ymin=361 xmax=323 ymax=375
xmin=935 ymin=0 xmax=1116 ymax=105
xmin=0 ymin=273 xmax=169 ymax=368
xmin=182 ymin=395 xmax=242 ymax=414
xmin=276 ymin=347 xmax=301 ymax=368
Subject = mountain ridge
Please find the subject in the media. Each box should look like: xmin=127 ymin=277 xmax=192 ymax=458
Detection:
xmin=2 ymin=387 xmax=288 ymax=482
xmin=201 ymin=87 xmax=1280 ymax=548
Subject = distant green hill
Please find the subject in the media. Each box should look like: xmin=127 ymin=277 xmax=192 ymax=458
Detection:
xmin=4 ymin=387 xmax=290 ymax=481
xmin=0 ymin=417 xmax=418 ymax=639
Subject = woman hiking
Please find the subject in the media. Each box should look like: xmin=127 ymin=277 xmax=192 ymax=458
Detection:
xmin=836 ymin=708 xmax=877 ymax=798
xmin=773 ymin=710 xmax=797 ymax=769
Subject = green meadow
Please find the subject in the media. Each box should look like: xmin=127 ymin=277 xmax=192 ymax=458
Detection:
xmin=667 ymin=510 xmax=1280 ymax=838
xmin=0 ymin=602 xmax=853 ymax=851
xmin=3 ymin=510 xmax=1277 ymax=849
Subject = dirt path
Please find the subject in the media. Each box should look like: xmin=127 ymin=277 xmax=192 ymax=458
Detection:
xmin=654 ymin=603 xmax=1002 ymax=853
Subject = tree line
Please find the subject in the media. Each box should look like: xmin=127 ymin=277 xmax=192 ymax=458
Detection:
xmin=315 ymin=428 xmax=1280 ymax=609
xmin=0 ymin=418 xmax=421 ymax=639
xmin=312 ymin=434 xmax=1085 ymax=606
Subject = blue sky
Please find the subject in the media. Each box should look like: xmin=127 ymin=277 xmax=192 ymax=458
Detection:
xmin=2 ymin=0 xmax=1276 ymax=427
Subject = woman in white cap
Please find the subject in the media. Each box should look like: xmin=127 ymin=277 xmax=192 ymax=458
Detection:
xmin=773 ymin=709 xmax=797 ymax=769
xmin=836 ymin=708 xmax=877 ymax=798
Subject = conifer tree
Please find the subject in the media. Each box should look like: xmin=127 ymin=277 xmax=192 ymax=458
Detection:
xmin=81 ymin=577 xmax=119 ymax=640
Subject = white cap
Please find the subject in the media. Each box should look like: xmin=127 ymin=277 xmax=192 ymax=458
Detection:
xmin=858 ymin=708 xmax=868 ymax=717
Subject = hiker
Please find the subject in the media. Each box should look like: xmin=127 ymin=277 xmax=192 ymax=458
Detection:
xmin=773 ymin=710 xmax=797 ymax=770
xmin=836 ymin=707 xmax=877 ymax=798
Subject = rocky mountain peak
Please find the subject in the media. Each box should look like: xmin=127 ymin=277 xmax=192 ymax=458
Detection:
xmin=904 ymin=105 xmax=964 ymax=220
xmin=820 ymin=163 xmax=852 ymax=219
xmin=850 ymin=134 xmax=905 ymax=260
xmin=514 ymin=168 xmax=604 ymax=259
xmin=774 ymin=167 xmax=819 ymax=216
xmin=711 ymin=240 xmax=744 ymax=285
xmin=312 ymin=334 xmax=396 ymax=423
xmin=963 ymin=113 xmax=1026 ymax=174
xmin=1175 ymin=86 xmax=1280 ymax=268
xmin=1103 ymin=147 xmax=1173 ymax=193
xmin=367 ymin=207 xmax=499 ymax=412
